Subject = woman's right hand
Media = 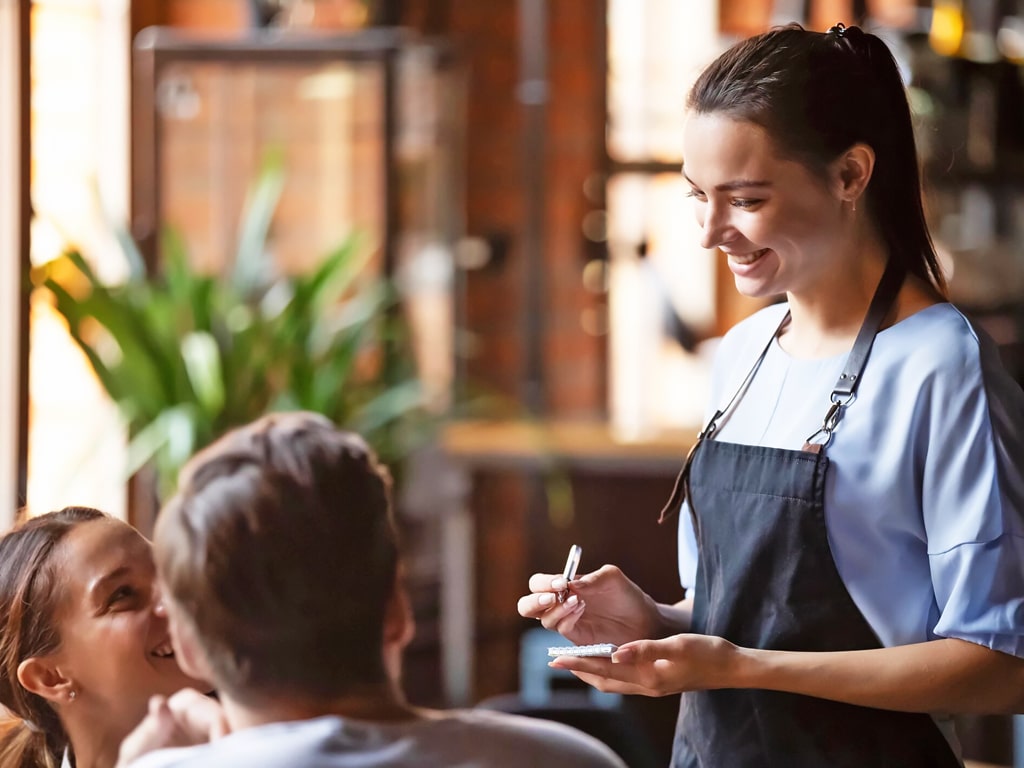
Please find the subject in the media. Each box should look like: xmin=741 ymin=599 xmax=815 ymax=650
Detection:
xmin=516 ymin=564 xmax=664 ymax=647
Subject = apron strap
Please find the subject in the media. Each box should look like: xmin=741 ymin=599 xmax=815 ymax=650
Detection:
xmin=659 ymin=258 xmax=906 ymax=522
xmin=803 ymin=257 xmax=906 ymax=451
xmin=657 ymin=309 xmax=790 ymax=523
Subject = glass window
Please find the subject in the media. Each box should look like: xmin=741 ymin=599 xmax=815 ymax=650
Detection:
xmin=606 ymin=0 xmax=723 ymax=438
xmin=607 ymin=0 xmax=719 ymax=163
xmin=27 ymin=0 xmax=130 ymax=518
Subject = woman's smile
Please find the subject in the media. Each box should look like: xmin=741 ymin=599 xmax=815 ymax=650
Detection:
xmin=150 ymin=639 xmax=176 ymax=659
xmin=727 ymin=248 xmax=770 ymax=267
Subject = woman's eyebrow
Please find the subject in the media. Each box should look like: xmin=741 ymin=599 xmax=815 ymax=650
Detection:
xmin=682 ymin=169 xmax=773 ymax=192
xmin=88 ymin=565 xmax=131 ymax=601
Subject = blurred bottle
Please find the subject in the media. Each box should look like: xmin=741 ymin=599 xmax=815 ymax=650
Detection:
xmin=930 ymin=0 xmax=967 ymax=56
xmin=931 ymin=0 xmax=1006 ymax=61
xmin=280 ymin=0 xmax=371 ymax=29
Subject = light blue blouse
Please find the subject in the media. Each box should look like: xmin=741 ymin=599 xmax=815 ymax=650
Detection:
xmin=678 ymin=302 xmax=1024 ymax=656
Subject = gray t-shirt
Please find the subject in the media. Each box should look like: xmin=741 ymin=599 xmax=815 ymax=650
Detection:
xmin=126 ymin=709 xmax=627 ymax=768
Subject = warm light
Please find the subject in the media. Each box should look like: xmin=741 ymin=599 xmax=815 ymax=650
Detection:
xmin=26 ymin=297 xmax=127 ymax=518
xmin=607 ymin=173 xmax=715 ymax=439
xmin=929 ymin=0 xmax=964 ymax=57
xmin=26 ymin=0 xmax=129 ymax=519
xmin=997 ymin=18 xmax=1024 ymax=63
xmin=607 ymin=0 xmax=719 ymax=163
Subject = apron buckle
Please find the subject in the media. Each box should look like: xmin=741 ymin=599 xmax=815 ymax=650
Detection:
xmin=803 ymin=399 xmax=845 ymax=452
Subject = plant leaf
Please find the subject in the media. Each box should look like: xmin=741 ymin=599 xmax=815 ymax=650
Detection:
xmin=180 ymin=331 xmax=225 ymax=418
xmin=232 ymin=148 xmax=286 ymax=297
xmin=348 ymin=379 xmax=425 ymax=435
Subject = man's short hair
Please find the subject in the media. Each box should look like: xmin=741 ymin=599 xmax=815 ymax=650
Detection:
xmin=155 ymin=412 xmax=397 ymax=703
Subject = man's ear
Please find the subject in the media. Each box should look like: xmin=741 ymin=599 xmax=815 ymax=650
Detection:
xmin=382 ymin=579 xmax=415 ymax=651
xmin=832 ymin=142 xmax=875 ymax=205
xmin=17 ymin=656 xmax=72 ymax=704
xmin=167 ymin=608 xmax=216 ymax=684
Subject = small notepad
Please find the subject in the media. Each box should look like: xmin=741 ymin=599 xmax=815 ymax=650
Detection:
xmin=547 ymin=643 xmax=618 ymax=658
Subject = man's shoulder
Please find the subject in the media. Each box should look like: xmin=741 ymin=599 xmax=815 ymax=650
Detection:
xmin=420 ymin=709 xmax=627 ymax=766
xmin=124 ymin=718 xmax=343 ymax=768
xmin=128 ymin=711 xmax=626 ymax=768
xmin=125 ymin=744 xmax=210 ymax=768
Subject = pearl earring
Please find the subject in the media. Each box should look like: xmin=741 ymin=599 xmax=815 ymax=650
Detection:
xmin=68 ymin=690 xmax=76 ymax=702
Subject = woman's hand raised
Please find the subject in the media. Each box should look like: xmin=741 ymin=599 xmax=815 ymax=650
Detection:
xmin=516 ymin=564 xmax=667 ymax=647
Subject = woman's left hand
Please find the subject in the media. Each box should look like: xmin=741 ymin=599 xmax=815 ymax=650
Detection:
xmin=554 ymin=634 xmax=1024 ymax=715
xmin=549 ymin=632 xmax=741 ymax=697
xmin=116 ymin=688 xmax=229 ymax=767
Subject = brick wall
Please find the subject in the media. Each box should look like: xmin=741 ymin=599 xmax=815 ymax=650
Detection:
xmin=398 ymin=0 xmax=618 ymax=703
xmin=544 ymin=1 xmax=607 ymax=415
xmin=405 ymin=0 xmax=607 ymax=417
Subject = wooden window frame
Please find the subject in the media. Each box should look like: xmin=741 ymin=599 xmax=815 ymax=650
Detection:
xmin=0 ymin=0 xmax=30 ymax=527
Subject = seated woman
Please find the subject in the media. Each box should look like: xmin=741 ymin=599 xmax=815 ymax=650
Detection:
xmin=0 ymin=507 xmax=209 ymax=768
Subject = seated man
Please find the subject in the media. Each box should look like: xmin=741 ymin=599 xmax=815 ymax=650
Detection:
xmin=120 ymin=412 xmax=625 ymax=768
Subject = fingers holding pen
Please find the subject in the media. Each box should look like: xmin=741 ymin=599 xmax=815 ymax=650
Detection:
xmin=529 ymin=573 xmax=589 ymax=599
xmin=526 ymin=571 xmax=577 ymax=595
xmin=518 ymin=574 xmax=587 ymax=635
xmin=521 ymin=546 xmax=588 ymax=635
xmin=543 ymin=594 xmax=587 ymax=633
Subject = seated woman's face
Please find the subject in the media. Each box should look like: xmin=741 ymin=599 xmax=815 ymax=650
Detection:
xmin=46 ymin=517 xmax=206 ymax=730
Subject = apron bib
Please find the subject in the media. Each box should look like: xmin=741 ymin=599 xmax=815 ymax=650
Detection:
xmin=672 ymin=440 xmax=960 ymax=767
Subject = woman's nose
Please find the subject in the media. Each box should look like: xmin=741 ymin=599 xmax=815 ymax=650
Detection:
xmin=152 ymin=585 xmax=168 ymax=617
xmin=699 ymin=207 xmax=726 ymax=250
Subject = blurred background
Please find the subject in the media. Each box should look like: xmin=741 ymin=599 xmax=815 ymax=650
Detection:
xmin=2 ymin=0 xmax=1023 ymax=765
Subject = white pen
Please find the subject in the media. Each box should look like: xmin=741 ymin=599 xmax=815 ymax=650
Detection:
xmin=557 ymin=544 xmax=582 ymax=604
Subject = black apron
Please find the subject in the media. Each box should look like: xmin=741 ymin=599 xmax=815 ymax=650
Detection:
xmin=663 ymin=262 xmax=961 ymax=768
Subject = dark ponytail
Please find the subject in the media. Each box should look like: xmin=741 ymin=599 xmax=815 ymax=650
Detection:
xmin=0 ymin=507 xmax=108 ymax=767
xmin=688 ymin=23 xmax=947 ymax=294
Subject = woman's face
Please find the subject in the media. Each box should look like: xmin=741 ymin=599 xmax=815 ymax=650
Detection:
xmin=682 ymin=112 xmax=846 ymax=299
xmin=46 ymin=518 xmax=205 ymax=732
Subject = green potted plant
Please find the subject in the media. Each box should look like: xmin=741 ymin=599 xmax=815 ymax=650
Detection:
xmin=35 ymin=153 xmax=429 ymax=504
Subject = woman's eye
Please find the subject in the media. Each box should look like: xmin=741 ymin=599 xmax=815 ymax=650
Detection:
xmin=107 ymin=585 xmax=138 ymax=607
xmin=731 ymin=198 xmax=761 ymax=209
xmin=685 ymin=189 xmax=707 ymax=202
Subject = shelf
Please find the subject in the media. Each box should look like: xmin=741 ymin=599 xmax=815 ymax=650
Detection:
xmin=440 ymin=419 xmax=697 ymax=474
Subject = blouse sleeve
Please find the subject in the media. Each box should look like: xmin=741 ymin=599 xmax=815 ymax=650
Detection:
xmin=920 ymin=322 xmax=1024 ymax=657
xmin=678 ymin=502 xmax=699 ymax=592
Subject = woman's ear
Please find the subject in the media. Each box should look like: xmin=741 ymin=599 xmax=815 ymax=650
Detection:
xmin=832 ymin=142 xmax=875 ymax=206
xmin=17 ymin=656 xmax=72 ymax=704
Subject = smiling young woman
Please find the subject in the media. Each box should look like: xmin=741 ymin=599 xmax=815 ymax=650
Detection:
xmin=520 ymin=22 xmax=1024 ymax=768
xmin=0 ymin=508 xmax=205 ymax=768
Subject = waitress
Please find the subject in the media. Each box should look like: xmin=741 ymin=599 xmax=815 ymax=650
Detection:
xmin=518 ymin=23 xmax=1024 ymax=768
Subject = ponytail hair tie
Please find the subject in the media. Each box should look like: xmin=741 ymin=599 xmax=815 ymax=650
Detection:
xmin=827 ymin=22 xmax=847 ymax=38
